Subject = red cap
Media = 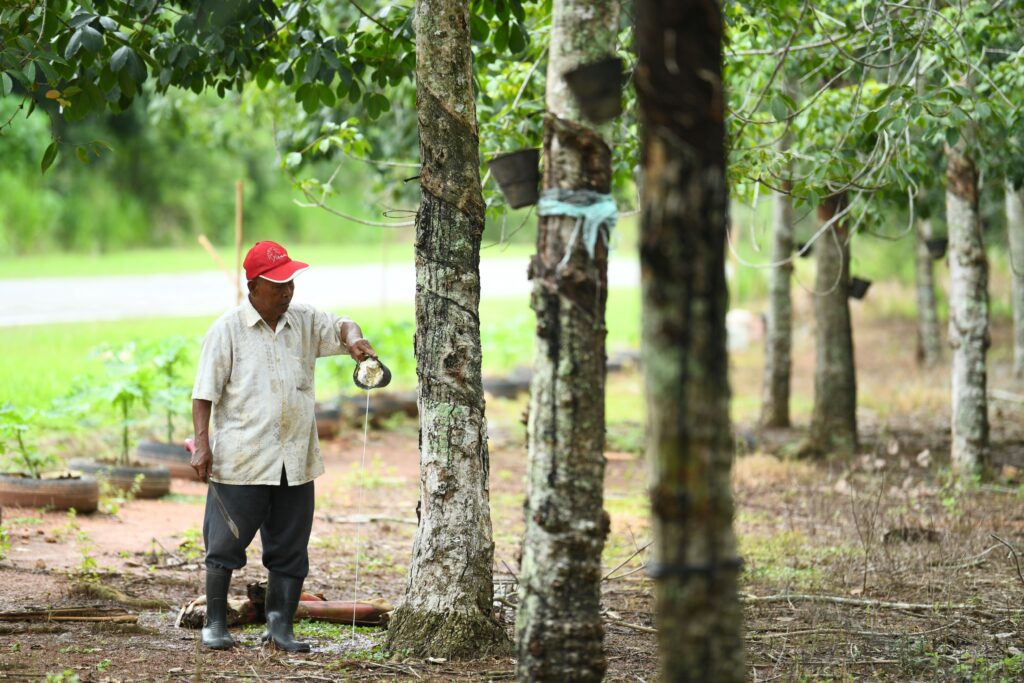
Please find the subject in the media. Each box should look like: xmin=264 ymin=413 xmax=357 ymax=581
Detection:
xmin=243 ymin=241 xmax=309 ymax=283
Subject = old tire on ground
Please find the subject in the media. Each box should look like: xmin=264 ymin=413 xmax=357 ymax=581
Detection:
xmin=136 ymin=440 xmax=200 ymax=481
xmin=0 ymin=474 xmax=100 ymax=513
xmin=67 ymin=460 xmax=171 ymax=499
xmin=315 ymin=404 xmax=341 ymax=440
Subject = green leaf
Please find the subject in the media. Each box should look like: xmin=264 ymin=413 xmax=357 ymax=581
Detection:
xmin=256 ymin=62 xmax=273 ymax=89
xmin=40 ymin=141 xmax=58 ymax=174
xmin=126 ymin=51 xmax=147 ymax=84
xmin=111 ymin=46 xmax=132 ymax=72
xmin=285 ymin=152 xmax=302 ymax=168
xmin=871 ymin=85 xmax=896 ymax=107
xmin=69 ymin=12 xmax=97 ymax=28
xmin=301 ymin=86 xmax=319 ymax=114
xmin=367 ymin=93 xmax=390 ymax=119
xmin=317 ymin=83 xmax=336 ymax=107
xmin=770 ymin=97 xmax=788 ymax=122
xmin=470 ymin=14 xmax=489 ymax=42
xmin=75 ymin=146 xmax=90 ymax=163
xmin=79 ymin=25 xmax=103 ymax=54
xmin=494 ymin=23 xmax=509 ymax=52
xmin=975 ymin=102 xmax=991 ymax=119
xmin=945 ymin=127 xmax=960 ymax=147
xmin=510 ymin=0 xmax=525 ymax=21
xmin=863 ymin=110 xmax=879 ymax=131
xmin=303 ymin=52 xmax=321 ymax=83
xmin=65 ymin=29 xmax=85 ymax=59
xmin=508 ymin=22 xmax=527 ymax=53
xmin=0 ymin=72 xmax=11 ymax=97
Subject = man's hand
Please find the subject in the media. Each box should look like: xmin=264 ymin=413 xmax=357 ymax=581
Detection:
xmin=190 ymin=398 xmax=215 ymax=484
xmin=185 ymin=437 xmax=213 ymax=483
xmin=348 ymin=338 xmax=376 ymax=363
xmin=340 ymin=321 xmax=375 ymax=362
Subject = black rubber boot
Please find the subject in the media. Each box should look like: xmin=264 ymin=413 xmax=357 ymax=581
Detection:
xmin=201 ymin=566 xmax=236 ymax=650
xmin=261 ymin=572 xmax=311 ymax=652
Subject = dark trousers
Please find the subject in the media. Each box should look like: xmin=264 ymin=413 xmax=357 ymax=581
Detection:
xmin=203 ymin=468 xmax=315 ymax=579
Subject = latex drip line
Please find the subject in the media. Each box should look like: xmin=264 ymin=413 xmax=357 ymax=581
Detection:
xmin=537 ymin=188 xmax=619 ymax=267
xmin=351 ymin=390 xmax=371 ymax=641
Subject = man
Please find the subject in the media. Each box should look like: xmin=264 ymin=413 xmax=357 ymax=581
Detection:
xmin=190 ymin=240 xmax=376 ymax=652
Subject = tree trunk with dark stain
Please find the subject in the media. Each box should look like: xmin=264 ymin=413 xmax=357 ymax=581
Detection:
xmin=635 ymin=2 xmax=745 ymax=681
xmin=1006 ymin=179 xmax=1024 ymax=378
xmin=946 ymin=147 xmax=990 ymax=476
xmin=515 ymin=2 xmax=619 ymax=681
xmin=760 ymin=177 xmax=794 ymax=428
xmin=805 ymin=194 xmax=857 ymax=456
xmin=914 ymin=218 xmax=943 ymax=366
xmin=385 ymin=0 xmax=509 ymax=658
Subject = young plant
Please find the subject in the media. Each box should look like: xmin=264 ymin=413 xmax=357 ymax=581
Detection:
xmin=146 ymin=336 xmax=191 ymax=444
xmin=92 ymin=342 xmax=156 ymax=466
xmin=0 ymin=403 xmax=61 ymax=478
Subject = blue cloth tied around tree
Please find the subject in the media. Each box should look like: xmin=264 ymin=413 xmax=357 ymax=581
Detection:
xmin=537 ymin=189 xmax=618 ymax=266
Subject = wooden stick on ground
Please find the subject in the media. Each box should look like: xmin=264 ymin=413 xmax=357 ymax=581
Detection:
xmin=69 ymin=581 xmax=172 ymax=610
xmin=741 ymin=593 xmax=1024 ymax=613
xmin=991 ymin=533 xmax=1024 ymax=587
xmin=0 ymin=607 xmax=137 ymax=623
xmin=602 ymin=541 xmax=652 ymax=582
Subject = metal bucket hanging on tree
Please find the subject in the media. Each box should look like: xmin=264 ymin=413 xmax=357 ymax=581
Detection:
xmin=848 ymin=276 xmax=872 ymax=300
xmin=926 ymin=237 xmax=948 ymax=260
xmin=563 ymin=56 xmax=624 ymax=124
xmin=487 ymin=148 xmax=540 ymax=209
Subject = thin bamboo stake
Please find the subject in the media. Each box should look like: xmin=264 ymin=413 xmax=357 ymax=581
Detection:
xmin=235 ymin=180 xmax=244 ymax=305
xmin=197 ymin=234 xmax=233 ymax=284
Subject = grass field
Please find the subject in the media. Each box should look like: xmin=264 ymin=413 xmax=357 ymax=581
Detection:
xmin=0 ymin=286 xmax=643 ymax=410
xmin=0 ymin=240 xmax=543 ymax=280
xmin=0 ymin=213 xmax=638 ymax=280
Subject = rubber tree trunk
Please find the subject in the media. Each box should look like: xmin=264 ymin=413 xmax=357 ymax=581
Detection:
xmin=515 ymin=2 xmax=618 ymax=681
xmin=385 ymin=0 xmax=509 ymax=658
xmin=760 ymin=177 xmax=794 ymax=428
xmin=806 ymin=194 xmax=857 ymax=456
xmin=915 ymin=218 xmax=943 ymax=366
xmin=946 ymin=146 xmax=990 ymax=476
xmin=1006 ymin=179 xmax=1024 ymax=378
xmin=635 ymin=2 xmax=745 ymax=681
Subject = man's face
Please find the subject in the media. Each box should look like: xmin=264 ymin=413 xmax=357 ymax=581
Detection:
xmin=249 ymin=278 xmax=295 ymax=320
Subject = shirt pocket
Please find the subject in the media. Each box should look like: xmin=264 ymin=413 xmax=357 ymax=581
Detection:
xmin=289 ymin=355 xmax=313 ymax=391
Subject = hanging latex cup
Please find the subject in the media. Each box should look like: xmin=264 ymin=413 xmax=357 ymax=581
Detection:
xmin=352 ymin=357 xmax=392 ymax=390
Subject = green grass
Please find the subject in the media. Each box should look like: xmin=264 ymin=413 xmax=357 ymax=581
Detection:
xmin=0 ymin=240 xmax=550 ymax=280
xmin=0 ymin=286 xmax=643 ymax=411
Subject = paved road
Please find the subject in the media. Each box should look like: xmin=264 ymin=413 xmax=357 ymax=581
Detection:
xmin=0 ymin=258 xmax=641 ymax=327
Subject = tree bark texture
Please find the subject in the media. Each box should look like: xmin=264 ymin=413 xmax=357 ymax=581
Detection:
xmin=1006 ymin=179 xmax=1024 ymax=378
xmin=760 ymin=179 xmax=794 ymax=428
xmin=914 ymin=218 xmax=943 ymax=366
xmin=385 ymin=0 xmax=508 ymax=658
xmin=946 ymin=148 xmax=990 ymax=476
xmin=806 ymin=194 xmax=858 ymax=456
xmin=515 ymin=2 xmax=618 ymax=682
xmin=635 ymin=3 xmax=745 ymax=682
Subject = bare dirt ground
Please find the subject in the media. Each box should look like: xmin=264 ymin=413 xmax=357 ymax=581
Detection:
xmin=2 ymin=312 xmax=1023 ymax=682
